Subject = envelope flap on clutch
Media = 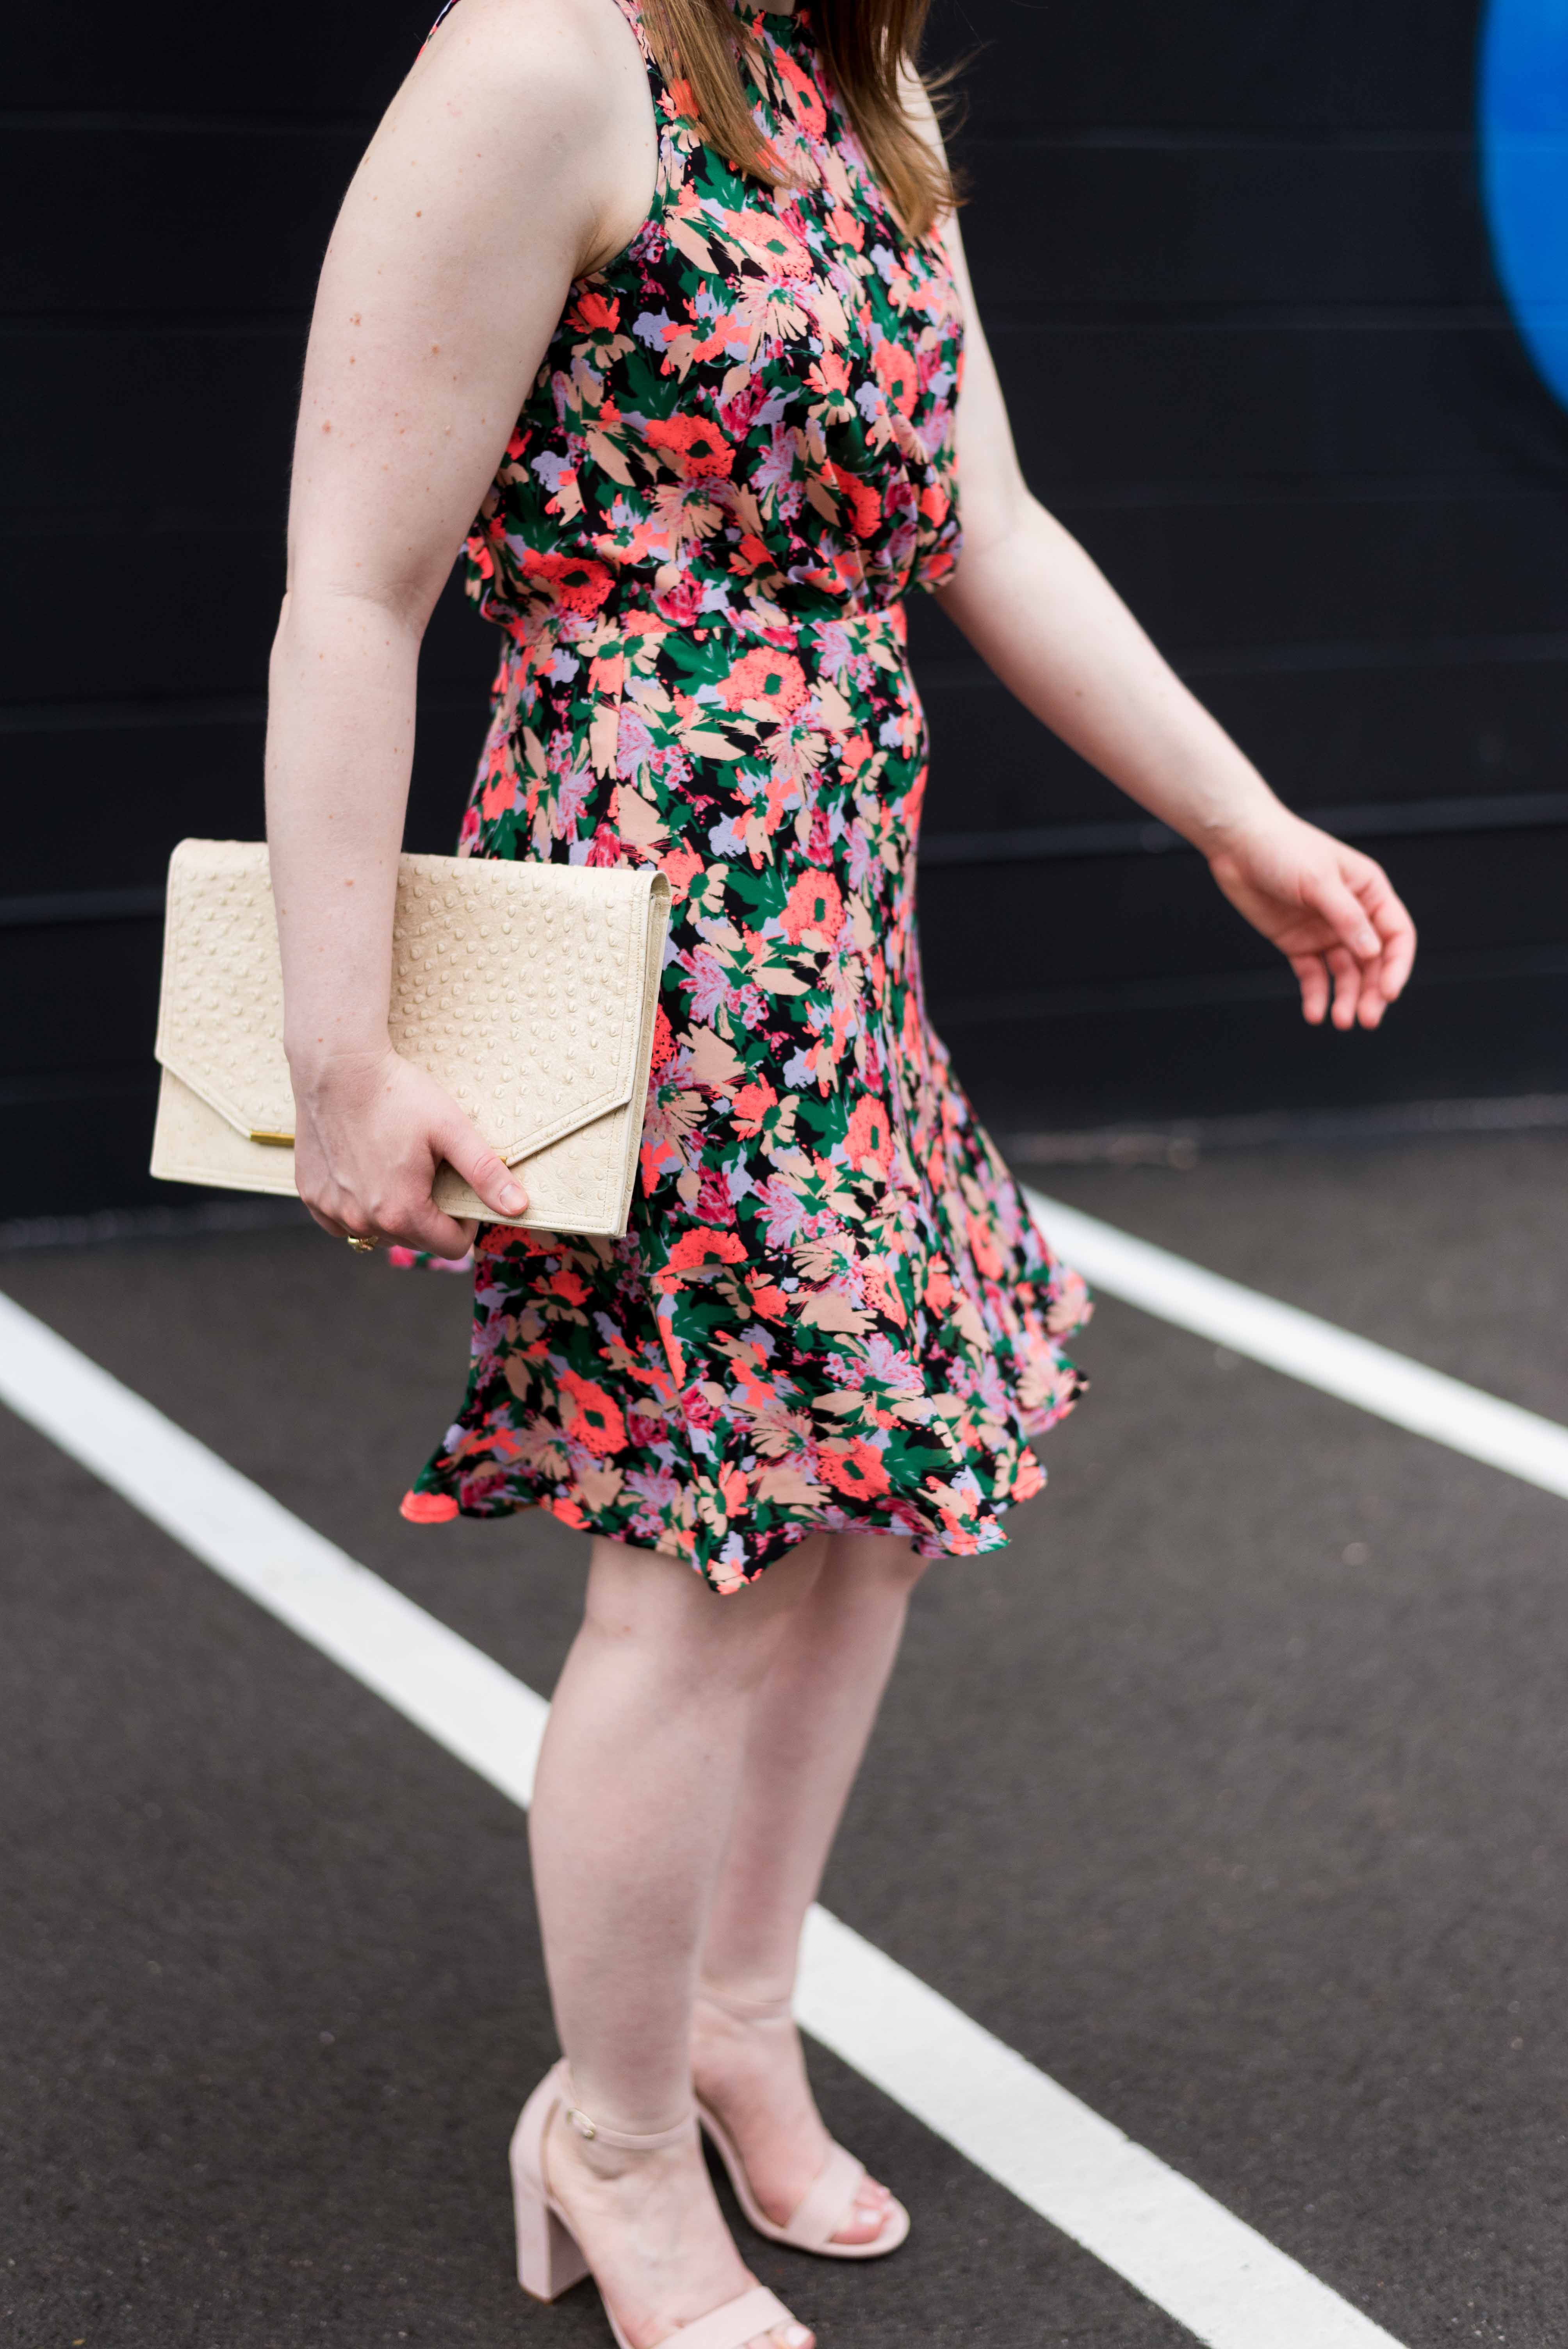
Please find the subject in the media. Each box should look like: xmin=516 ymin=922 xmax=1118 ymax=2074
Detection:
xmin=387 ymin=855 xmax=667 ymax=1161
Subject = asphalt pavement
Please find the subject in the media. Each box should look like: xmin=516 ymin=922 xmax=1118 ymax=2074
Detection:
xmin=3 ymin=1128 xmax=1566 ymax=2348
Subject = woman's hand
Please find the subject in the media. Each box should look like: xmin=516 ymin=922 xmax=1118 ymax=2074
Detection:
xmin=1207 ymin=808 xmax=1417 ymax=1030
xmin=290 ymin=1046 xmax=528 ymax=1255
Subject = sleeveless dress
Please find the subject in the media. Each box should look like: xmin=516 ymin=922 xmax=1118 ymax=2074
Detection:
xmin=400 ymin=0 xmax=1090 ymax=1593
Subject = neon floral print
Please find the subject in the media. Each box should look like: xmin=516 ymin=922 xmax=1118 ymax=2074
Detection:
xmin=402 ymin=0 xmax=1090 ymax=1591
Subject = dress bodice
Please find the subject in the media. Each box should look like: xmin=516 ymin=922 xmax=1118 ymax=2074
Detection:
xmin=453 ymin=0 xmax=966 ymax=639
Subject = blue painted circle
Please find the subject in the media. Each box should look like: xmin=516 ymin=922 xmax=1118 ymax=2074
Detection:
xmin=1480 ymin=0 xmax=1568 ymax=408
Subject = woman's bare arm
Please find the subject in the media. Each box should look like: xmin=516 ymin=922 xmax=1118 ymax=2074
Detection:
xmin=266 ymin=0 xmax=656 ymax=1251
xmin=918 ymin=103 xmax=1416 ymax=1032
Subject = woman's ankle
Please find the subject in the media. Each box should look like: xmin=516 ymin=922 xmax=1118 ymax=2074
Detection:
xmin=695 ymin=1976 xmax=796 ymax=2025
xmin=547 ymin=2100 xmax=698 ymax=2192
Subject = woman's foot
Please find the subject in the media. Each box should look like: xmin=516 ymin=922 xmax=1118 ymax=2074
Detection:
xmin=542 ymin=2102 xmax=813 ymax=2349
xmin=691 ymin=1986 xmax=896 ymax=2247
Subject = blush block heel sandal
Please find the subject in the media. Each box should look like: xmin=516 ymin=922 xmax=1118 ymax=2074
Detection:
xmin=693 ymin=1989 xmax=910 ymax=2261
xmin=509 ymin=2058 xmax=805 ymax=2349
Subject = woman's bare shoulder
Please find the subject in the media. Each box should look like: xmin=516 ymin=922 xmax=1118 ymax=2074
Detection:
xmin=351 ymin=0 xmax=655 ymax=276
xmin=390 ymin=0 xmax=651 ymax=188
xmin=417 ymin=0 xmax=639 ymax=90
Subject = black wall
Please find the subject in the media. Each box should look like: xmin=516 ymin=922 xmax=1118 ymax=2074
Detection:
xmin=4 ymin=0 xmax=1567 ymax=1217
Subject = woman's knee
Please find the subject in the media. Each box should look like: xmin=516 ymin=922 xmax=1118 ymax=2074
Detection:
xmin=829 ymin=1530 xmax=932 ymax=1595
xmin=579 ymin=1531 xmax=825 ymax=1690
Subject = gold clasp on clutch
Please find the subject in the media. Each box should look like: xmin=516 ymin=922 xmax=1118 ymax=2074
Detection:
xmin=248 ymin=1128 xmax=296 ymax=1146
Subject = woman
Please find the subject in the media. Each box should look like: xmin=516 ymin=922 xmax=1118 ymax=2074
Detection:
xmin=265 ymin=0 xmax=1417 ymax=2342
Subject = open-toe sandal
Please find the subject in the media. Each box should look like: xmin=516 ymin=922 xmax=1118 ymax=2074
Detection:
xmin=693 ymin=1987 xmax=909 ymax=2261
xmin=510 ymin=2059 xmax=808 ymax=2347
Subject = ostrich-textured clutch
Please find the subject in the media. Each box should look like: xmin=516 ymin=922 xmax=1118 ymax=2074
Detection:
xmin=150 ymin=840 xmax=671 ymax=1239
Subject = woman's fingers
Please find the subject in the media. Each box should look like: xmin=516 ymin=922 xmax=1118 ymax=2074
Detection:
xmin=306 ymin=1198 xmax=389 ymax=1248
xmin=1291 ymin=950 xmax=1331 ymax=1026
xmin=346 ymin=1190 xmax=475 ymax=1256
xmin=1324 ymin=944 xmax=1362 ymax=1030
xmin=1302 ymin=850 xmax=1418 ymax=1032
xmin=437 ymin=1113 xmax=530 ymax=1221
xmin=290 ymin=1059 xmax=511 ymax=1256
xmin=1383 ymin=923 xmax=1417 ymax=1001
xmin=392 ymin=1201 xmax=480 ymax=1260
xmin=1342 ymin=864 xmax=1415 ymax=1027
xmin=1218 ymin=824 xmax=1417 ymax=1033
xmin=1303 ymin=865 xmax=1383 ymax=965
xmin=299 ymin=1167 xmax=467 ymax=1257
xmin=1364 ymin=873 xmax=1418 ymax=1003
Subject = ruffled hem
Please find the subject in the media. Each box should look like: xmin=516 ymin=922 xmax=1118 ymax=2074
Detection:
xmin=401 ymin=1349 xmax=1087 ymax=1593
xmin=401 ymin=1433 xmax=1074 ymax=1595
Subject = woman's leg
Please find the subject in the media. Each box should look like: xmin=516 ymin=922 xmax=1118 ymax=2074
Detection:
xmin=692 ymin=1532 xmax=931 ymax=2242
xmin=526 ymin=1531 xmax=828 ymax=2349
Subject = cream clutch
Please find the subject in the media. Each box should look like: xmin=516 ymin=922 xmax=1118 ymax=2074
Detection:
xmin=150 ymin=839 xmax=672 ymax=1239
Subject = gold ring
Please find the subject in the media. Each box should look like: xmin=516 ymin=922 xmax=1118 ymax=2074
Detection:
xmin=346 ymin=1235 xmax=380 ymax=1254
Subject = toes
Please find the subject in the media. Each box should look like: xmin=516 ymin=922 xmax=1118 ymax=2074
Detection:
xmin=765 ymin=2329 xmax=813 ymax=2349
xmin=830 ymin=2201 xmax=893 ymax=2246
xmin=827 ymin=2177 xmax=894 ymax=2244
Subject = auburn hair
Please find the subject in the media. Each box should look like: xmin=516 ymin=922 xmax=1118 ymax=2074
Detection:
xmin=638 ymin=0 xmax=964 ymax=239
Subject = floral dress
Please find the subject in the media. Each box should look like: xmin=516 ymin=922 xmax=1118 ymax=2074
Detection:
xmin=400 ymin=0 xmax=1090 ymax=1592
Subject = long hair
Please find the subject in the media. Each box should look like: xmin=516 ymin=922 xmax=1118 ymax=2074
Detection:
xmin=639 ymin=0 xmax=965 ymax=238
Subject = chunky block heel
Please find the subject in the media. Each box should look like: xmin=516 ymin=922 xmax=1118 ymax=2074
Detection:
xmin=507 ymin=2058 xmax=805 ymax=2349
xmin=510 ymin=2126 xmax=591 ymax=2300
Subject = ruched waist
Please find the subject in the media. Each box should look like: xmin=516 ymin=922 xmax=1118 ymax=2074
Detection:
xmin=495 ymin=592 xmax=909 ymax=673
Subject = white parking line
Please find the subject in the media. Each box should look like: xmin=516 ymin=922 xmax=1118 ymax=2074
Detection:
xmin=1027 ymin=1189 xmax=1568 ymax=1501
xmin=0 ymin=1283 xmax=1402 ymax=2349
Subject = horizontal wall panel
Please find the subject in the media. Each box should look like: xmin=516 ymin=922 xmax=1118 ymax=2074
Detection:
xmin=942 ymin=970 xmax=1568 ymax=1138
xmin=2 ymin=918 xmax=163 ymax=1081
xmin=5 ymin=0 xmax=1477 ymax=137
xmin=0 ymin=697 xmax=488 ymax=899
xmin=916 ymin=825 xmax=1568 ymax=1002
xmin=12 ymin=963 xmax=1567 ymax=1229
xmin=1060 ymin=488 xmax=1568 ymax=651
xmin=905 ymin=492 xmax=1568 ymax=660
xmin=10 ymin=963 xmax=1568 ymax=1230
xmin=5 ymin=824 xmax=1561 ymax=1086
xmin=7 ymin=3 xmax=456 ymax=119
xmin=0 ymin=1084 xmax=169 ymax=1224
xmin=7 ymin=487 xmax=1565 ymax=709
xmin=0 ymin=126 xmax=360 ymax=318
xmin=940 ymin=0 xmax=1482 ymax=137
xmin=916 ymin=652 xmax=1568 ymax=834
xmin=1196 ymin=656 xmax=1568 ymax=805
xmin=8 ymin=602 xmax=1563 ymax=895
xmin=0 ymin=327 xmax=304 ymax=516
xmin=11 ymin=315 xmax=1568 ymax=530
xmin=0 ymin=523 xmax=280 ymax=702
xmin=0 ymin=534 xmax=494 ymax=705
xmin=2 ymin=718 xmax=267 ymax=899
xmin=960 ymin=145 xmax=1494 ymax=312
xmin=989 ymin=320 xmax=1568 ymax=488
xmin=1 ymin=131 xmax=1499 ymax=324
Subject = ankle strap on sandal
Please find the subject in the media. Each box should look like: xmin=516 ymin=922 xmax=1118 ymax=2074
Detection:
xmin=559 ymin=2067 xmax=695 ymax=2152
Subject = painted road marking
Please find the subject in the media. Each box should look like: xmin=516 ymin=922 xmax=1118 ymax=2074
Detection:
xmin=0 ymin=1283 xmax=1402 ymax=2349
xmin=1027 ymin=1189 xmax=1568 ymax=1502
